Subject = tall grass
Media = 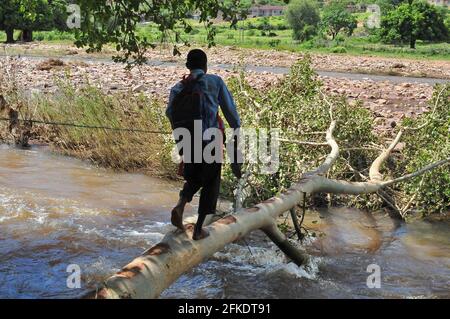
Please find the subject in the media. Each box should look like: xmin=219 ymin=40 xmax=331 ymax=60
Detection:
xmin=33 ymin=80 xmax=176 ymax=177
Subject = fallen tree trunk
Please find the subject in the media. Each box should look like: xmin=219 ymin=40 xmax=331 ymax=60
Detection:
xmin=87 ymin=107 xmax=449 ymax=299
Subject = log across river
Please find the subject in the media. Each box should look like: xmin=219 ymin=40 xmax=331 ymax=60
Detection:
xmin=0 ymin=144 xmax=448 ymax=298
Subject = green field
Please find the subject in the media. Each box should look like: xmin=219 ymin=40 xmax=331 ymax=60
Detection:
xmin=1 ymin=15 xmax=449 ymax=61
xmin=177 ymin=20 xmax=450 ymax=60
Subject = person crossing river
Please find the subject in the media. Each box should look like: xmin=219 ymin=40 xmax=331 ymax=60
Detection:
xmin=166 ymin=49 xmax=242 ymax=241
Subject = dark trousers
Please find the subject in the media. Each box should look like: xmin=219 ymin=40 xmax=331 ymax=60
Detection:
xmin=180 ymin=161 xmax=222 ymax=217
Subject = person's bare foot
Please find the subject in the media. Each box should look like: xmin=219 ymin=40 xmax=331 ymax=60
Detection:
xmin=171 ymin=198 xmax=187 ymax=231
xmin=193 ymin=228 xmax=210 ymax=241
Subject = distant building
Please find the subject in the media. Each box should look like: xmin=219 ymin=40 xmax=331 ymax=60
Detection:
xmin=249 ymin=5 xmax=286 ymax=18
xmin=428 ymin=0 xmax=449 ymax=7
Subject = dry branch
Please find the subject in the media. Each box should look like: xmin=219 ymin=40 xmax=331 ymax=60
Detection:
xmin=370 ymin=130 xmax=404 ymax=182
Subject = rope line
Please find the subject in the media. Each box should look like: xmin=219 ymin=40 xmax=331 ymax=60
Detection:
xmin=0 ymin=117 xmax=328 ymax=146
xmin=0 ymin=117 xmax=171 ymax=135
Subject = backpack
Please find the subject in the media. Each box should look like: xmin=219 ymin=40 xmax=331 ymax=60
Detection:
xmin=170 ymin=74 xmax=205 ymax=133
xmin=171 ymin=74 xmax=226 ymax=167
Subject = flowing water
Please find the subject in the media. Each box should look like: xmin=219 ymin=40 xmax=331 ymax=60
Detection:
xmin=0 ymin=145 xmax=449 ymax=299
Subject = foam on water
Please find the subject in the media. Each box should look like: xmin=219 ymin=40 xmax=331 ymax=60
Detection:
xmin=213 ymin=240 xmax=321 ymax=280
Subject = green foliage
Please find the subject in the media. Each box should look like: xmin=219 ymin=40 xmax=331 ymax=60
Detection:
xmin=222 ymin=58 xmax=448 ymax=214
xmin=268 ymin=39 xmax=281 ymax=47
xmin=224 ymin=57 xmax=376 ymax=205
xmin=401 ymin=84 xmax=450 ymax=215
xmin=0 ymin=0 xmax=22 ymax=41
xmin=73 ymin=0 xmax=244 ymax=65
xmin=321 ymin=1 xmax=358 ymax=40
xmin=379 ymin=0 xmax=449 ymax=49
xmin=0 ymin=0 xmax=68 ymax=42
xmin=330 ymin=46 xmax=347 ymax=53
xmin=286 ymin=0 xmax=321 ymax=41
xmin=245 ymin=16 xmax=289 ymax=31
xmin=33 ymin=30 xmax=74 ymax=42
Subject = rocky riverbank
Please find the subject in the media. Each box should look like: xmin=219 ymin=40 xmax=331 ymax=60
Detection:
xmin=2 ymin=42 xmax=449 ymax=79
xmin=0 ymin=54 xmax=437 ymax=132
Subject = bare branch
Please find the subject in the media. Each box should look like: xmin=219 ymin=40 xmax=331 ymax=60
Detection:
xmin=381 ymin=157 xmax=450 ymax=187
xmin=279 ymin=138 xmax=328 ymax=146
xmin=369 ymin=130 xmax=404 ymax=181
xmin=308 ymin=120 xmax=339 ymax=176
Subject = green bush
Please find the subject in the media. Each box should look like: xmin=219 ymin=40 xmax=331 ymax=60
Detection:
xmin=331 ymin=46 xmax=347 ymax=53
xmin=224 ymin=57 xmax=377 ymax=206
xmin=401 ymin=84 xmax=450 ymax=215
xmin=268 ymin=39 xmax=281 ymax=47
xmin=223 ymin=58 xmax=449 ymax=215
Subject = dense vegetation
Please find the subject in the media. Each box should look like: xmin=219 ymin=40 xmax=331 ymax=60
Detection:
xmin=0 ymin=1 xmax=448 ymax=218
xmin=1 ymin=0 xmax=449 ymax=60
xmin=0 ymin=0 xmax=68 ymax=42
xmin=379 ymin=0 xmax=449 ymax=49
xmin=286 ymin=0 xmax=321 ymax=41
xmin=1 ymin=57 xmax=448 ymax=216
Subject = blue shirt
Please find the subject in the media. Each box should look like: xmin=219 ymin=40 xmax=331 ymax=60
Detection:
xmin=166 ymin=69 xmax=241 ymax=130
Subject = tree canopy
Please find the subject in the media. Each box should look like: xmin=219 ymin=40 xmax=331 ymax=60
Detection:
xmin=73 ymin=0 xmax=245 ymax=65
xmin=379 ymin=0 xmax=449 ymax=49
xmin=321 ymin=1 xmax=357 ymax=40
xmin=0 ymin=0 xmax=68 ymax=42
xmin=286 ymin=0 xmax=321 ymax=42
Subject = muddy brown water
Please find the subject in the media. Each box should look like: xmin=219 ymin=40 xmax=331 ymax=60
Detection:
xmin=0 ymin=145 xmax=449 ymax=299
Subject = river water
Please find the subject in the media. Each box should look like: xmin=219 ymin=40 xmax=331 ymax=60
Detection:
xmin=0 ymin=145 xmax=448 ymax=299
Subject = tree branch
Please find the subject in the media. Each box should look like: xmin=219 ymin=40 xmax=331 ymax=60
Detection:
xmin=262 ymin=223 xmax=308 ymax=266
xmin=381 ymin=157 xmax=450 ymax=187
xmin=308 ymin=120 xmax=339 ymax=176
xmin=311 ymin=157 xmax=450 ymax=195
xmin=278 ymin=138 xmax=328 ymax=146
xmin=369 ymin=130 xmax=404 ymax=181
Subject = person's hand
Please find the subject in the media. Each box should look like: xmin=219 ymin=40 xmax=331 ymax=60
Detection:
xmin=231 ymin=162 xmax=242 ymax=179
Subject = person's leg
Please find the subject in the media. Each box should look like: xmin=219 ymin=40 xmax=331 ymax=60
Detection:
xmin=171 ymin=163 xmax=201 ymax=230
xmin=193 ymin=213 xmax=209 ymax=240
xmin=193 ymin=163 xmax=222 ymax=240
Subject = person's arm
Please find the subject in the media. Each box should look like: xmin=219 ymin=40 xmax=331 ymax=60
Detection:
xmin=218 ymin=78 xmax=243 ymax=179
xmin=218 ymin=78 xmax=241 ymax=129
xmin=166 ymin=87 xmax=177 ymax=125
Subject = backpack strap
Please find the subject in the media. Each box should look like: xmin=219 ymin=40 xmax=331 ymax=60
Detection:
xmin=181 ymin=73 xmax=204 ymax=86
